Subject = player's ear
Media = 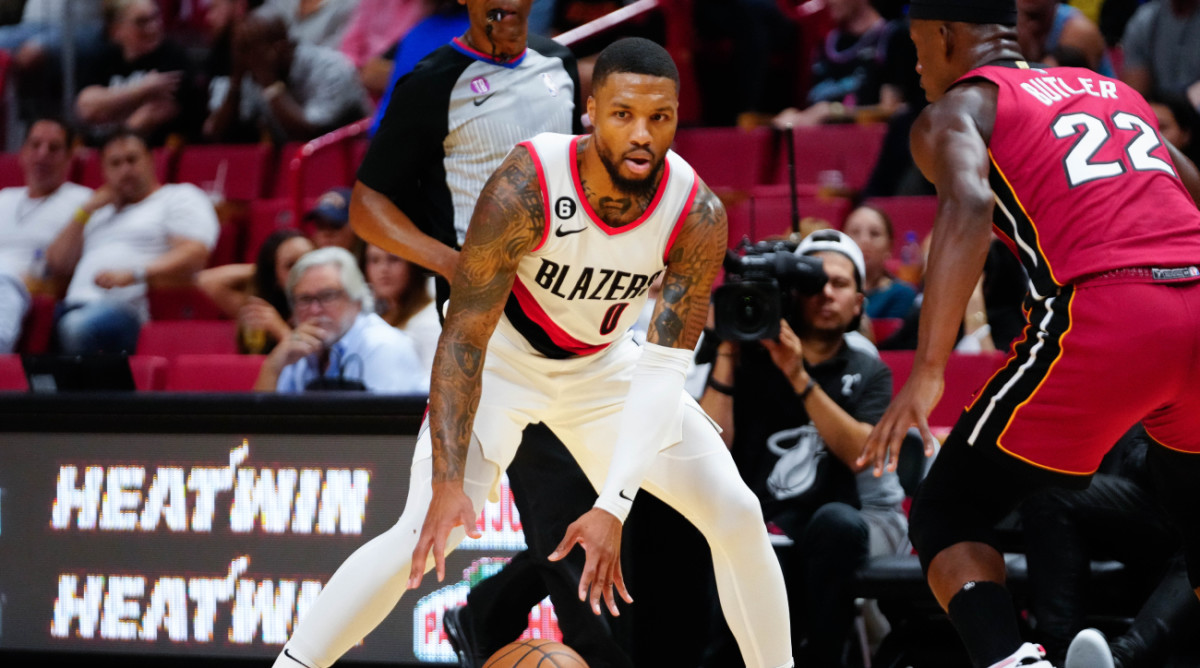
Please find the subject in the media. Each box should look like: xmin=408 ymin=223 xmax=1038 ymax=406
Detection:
xmin=586 ymin=96 xmax=596 ymax=124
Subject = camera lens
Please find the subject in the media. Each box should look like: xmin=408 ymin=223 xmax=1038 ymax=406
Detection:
xmin=737 ymin=295 xmax=763 ymax=326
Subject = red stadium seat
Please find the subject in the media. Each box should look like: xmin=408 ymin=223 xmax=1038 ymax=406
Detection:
xmin=672 ymin=127 xmax=775 ymax=193
xmin=244 ymin=197 xmax=314 ymax=263
xmin=771 ymin=123 xmax=888 ymax=191
xmin=749 ymin=186 xmax=853 ymax=241
xmin=165 ymin=354 xmax=265 ymax=392
xmin=880 ymin=350 xmax=1009 ymax=429
xmin=17 ymin=294 xmax=57 ymax=354
xmin=0 ymin=152 xmax=22 ymax=188
xmin=272 ymin=141 xmax=355 ymax=199
xmin=148 ymin=286 xmax=229 ymax=320
xmin=871 ymin=317 xmax=905 ymax=343
xmin=862 ymin=196 xmax=939 ymax=247
xmin=129 ymin=355 xmax=169 ymax=391
xmin=136 ymin=320 xmax=238 ymax=357
xmin=174 ymin=144 xmax=272 ymax=201
xmin=0 ymin=354 xmax=28 ymax=391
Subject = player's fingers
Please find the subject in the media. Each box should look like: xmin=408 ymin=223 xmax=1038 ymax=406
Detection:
xmin=408 ymin=536 xmax=431 ymax=588
xmin=461 ymin=508 xmax=481 ymax=539
xmin=613 ymin=560 xmax=633 ymax=605
xmin=602 ymin=577 xmax=620 ymax=617
xmin=588 ymin=566 xmax=606 ymax=615
xmin=917 ymin=414 xmax=938 ymax=457
xmin=577 ymin=554 xmax=598 ymax=602
xmin=432 ymin=532 xmax=448 ymax=583
xmin=548 ymin=528 xmax=579 ymax=562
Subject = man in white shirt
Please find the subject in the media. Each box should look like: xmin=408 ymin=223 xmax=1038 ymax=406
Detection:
xmin=0 ymin=118 xmax=93 ymax=353
xmin=46 ymin=130 xmax=219 ymax=354
xmin=255 ymin=246 xmax=427 ymax=394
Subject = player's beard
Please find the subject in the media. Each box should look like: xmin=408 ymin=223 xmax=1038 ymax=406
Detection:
xmin=596 ymin=143 xmax=664 ymax=201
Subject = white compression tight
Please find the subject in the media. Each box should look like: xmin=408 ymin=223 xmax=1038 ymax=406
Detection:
xmin=274 ymin=408 xmax=793 ymax=668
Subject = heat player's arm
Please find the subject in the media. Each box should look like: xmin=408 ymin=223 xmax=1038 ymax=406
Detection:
xmin=1167 ymin=141 xmax=1200 ymax=208
xmin=427 ymin=146 xmax=546 ymax=484
xmin=908 ymin=85 xmax=995 ymax=374
xmin=593 ymin=182 xmax=726 ymax=522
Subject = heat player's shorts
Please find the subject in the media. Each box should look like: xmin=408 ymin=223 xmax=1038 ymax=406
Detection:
xmin=945 ymin=269 xmax=1200 ymax=483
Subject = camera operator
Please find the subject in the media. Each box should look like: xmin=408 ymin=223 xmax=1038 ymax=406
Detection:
xmin=700 ymin=230 xmax=908 ymax=667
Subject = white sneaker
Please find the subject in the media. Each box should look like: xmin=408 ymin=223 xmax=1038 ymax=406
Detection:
xmin=1065 ymin=628 xmax=1115 ymax=668
xmin=988 ymin=642 xmax=1056 ymax=667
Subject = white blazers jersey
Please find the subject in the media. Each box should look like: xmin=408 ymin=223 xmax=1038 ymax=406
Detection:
xmin=501 ymin=132 xmax=699 ymax=359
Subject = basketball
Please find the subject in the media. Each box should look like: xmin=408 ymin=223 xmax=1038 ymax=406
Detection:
xmin=482 ymin=638 xmax=589 ymax=668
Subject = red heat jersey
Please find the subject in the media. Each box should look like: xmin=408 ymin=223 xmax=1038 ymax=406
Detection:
xmin=954 ymin=63 xmax=1200 ymax=297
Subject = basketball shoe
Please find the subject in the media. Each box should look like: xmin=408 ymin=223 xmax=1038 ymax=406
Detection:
xmin=443 ymin=606 xmax=482 ymax=668
xmin=1065 ymin=628 xmax=1115 ymax=668
xmin=988 ymin=642 xmax=1056 ymax=667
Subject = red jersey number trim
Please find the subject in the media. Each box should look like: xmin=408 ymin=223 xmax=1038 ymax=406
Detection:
xmin=955 ymin=64 xmax=1200 ymax=296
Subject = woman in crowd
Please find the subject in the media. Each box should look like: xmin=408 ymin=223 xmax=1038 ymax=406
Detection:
xmin=842 ymin=204 xmax=918 ymax=320
xmin=198 ymin=229 xmax=314 ymax=353
xmin=361 ymin=243 xmax=439 ymax=376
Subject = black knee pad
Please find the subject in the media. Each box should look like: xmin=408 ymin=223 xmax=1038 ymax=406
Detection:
xmin=1147 ymin=444 xmax=1200 ymax=589
xmin=910 ymin=442 xmax=1050 ymax=574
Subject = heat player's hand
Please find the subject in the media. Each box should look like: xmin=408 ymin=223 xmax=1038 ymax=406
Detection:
xmin=549 ymin=508 xmax=633 ymax=616
xmin=859 ymin=365 xmax=943 ymax=476
xmin=408 ymin=482 xmax=480 ymax=589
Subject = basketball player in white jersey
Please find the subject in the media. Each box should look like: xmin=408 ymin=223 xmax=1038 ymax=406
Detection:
xmin=272 ymin=38 xmax=794 ymax=668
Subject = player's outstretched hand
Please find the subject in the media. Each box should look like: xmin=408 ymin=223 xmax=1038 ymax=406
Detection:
xmin=408 ymin=482 xmax=480 ymax=589
xmin=549 ymin=508 xmax=633 ymax=616
xmin=858 ymin=365 xmax=943 ymax=476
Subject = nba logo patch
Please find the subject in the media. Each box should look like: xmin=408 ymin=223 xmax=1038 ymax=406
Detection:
xmin=541 ymin=73 xmax=558 ymax=97
xmin=470 ymin=77 xmax=490 ymax=95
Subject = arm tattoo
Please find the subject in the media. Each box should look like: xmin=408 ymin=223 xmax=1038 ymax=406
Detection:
xmin=650 ymin=184 xmax=726 ymax=349
xmin=428 ymin=147 xmax=545 ymax=483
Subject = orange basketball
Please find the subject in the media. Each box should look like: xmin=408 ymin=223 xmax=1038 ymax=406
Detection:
xmin=482 ymin=638 xmax=589 ymax=668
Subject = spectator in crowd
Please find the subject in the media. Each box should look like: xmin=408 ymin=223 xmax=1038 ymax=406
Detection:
xmin=842 ymin=204 xmax=918 ymax=320
xmin=1119 ymin=0 xmax=1200 ymax=106
xmin=253 ymin=246 xmax=426 ymax=393
xmin=257 ymin=0 xmax=357 ymax=50
xmin=0 ymin=0 xmax=105 ymax=123
xmin=303 ymin=187 xmax=363 ymax=253
xmin=1149 ymin=90 xmax=1200 ymax=165
xmin=0 ymin=118 xmax=92 ymax=353
xmin=774 ymin=0 xmax=919 ymax=127
xmin=368 ymin=0 xmax=467 ymax=135
xmin=699 ymin=230 xmax=908 ymax=667
xmin=1017 ymin=0 xmax=1114 ymax=75
xmin=1019 ymin=424 xmax=1200 ymax=668
xmin=339 ymin=0 xmax=430 ymax=97
xmin=198 ymin=228 xmax=314 ymax=354
xmin=361 ymin=243 xmax=439 ymax=377
xmin=204 ymin=13 xmax=369 ymax=143
xmin=202 ymin=0 xmax=265 ymax=121
xmin=75 ymin=0 xmax=204 ymax=146
xmin=45 ymin=130 xmax=218 ymax=355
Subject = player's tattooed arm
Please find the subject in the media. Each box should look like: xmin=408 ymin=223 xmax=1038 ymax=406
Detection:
xmin=647 ymin=181 xmax=726 ymax=350
xmin=428 ymin=146 xmax=546 ymax=483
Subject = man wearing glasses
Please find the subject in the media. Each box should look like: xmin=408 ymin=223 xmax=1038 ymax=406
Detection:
xmin=254 ymin=246 xmax=425 ymax=393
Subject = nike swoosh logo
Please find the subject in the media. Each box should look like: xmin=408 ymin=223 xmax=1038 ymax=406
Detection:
xmin=555 ymin=226 xmax=586 ymax=237
xmin=618 ymin=489 xmax=634 ymax=502
xmin=284 ymin=649 xmax=315 ymax=668
xmin=473 ymin=92 xmax=497 ymax=106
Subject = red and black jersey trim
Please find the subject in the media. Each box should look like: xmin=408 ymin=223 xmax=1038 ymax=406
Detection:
xmin=503 ymin=278 xmax=608 ymax=359
xmin=988 ymin=159 xmax=1061 ymax=298
xmin=946 ymin=284 xmax=1083 ymax=476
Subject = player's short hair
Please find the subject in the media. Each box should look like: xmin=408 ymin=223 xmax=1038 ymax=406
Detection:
xmin=592 ymin=37 xmax=680 ymax=92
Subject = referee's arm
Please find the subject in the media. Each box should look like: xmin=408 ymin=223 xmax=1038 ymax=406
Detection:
xmin=350 ymin=182 xmax=459 ymax=281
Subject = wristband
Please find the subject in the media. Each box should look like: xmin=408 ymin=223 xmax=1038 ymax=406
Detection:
xmin=798 ymin=377 xmax=817 ymax=402
xmin=73 ymin=208 xmax=91 ymax=226
xmin=706 ymin=376 xmax=734 ymax=396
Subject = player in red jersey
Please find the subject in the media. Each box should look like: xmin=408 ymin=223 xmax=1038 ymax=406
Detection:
xmin=856 ymin=0 xmax=1200 ymax=667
